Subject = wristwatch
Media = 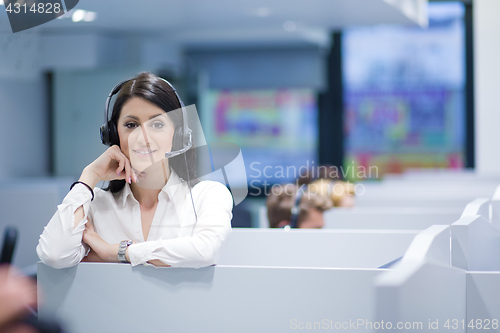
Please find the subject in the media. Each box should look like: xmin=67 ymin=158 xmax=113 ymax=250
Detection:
xmin=118 ymin=240 xmax=134 ymax=263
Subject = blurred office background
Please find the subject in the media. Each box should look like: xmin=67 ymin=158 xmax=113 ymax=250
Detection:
xmin=1 ymin=0 xmax=500 ymax=266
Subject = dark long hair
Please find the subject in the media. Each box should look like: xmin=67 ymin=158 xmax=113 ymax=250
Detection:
xmin=105 ymin=72 xmax=197 ymax=193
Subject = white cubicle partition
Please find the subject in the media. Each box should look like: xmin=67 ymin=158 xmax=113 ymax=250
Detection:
xmin=218 ymin=229 xmax=419 ymax=268
xmin=466 ymin=273 xmax=500 ymax=333
xmin=37 ymin=225 xmax=459 ymax=333
xmin=375 ymin=225 xmax=466 ymax=332
xmin=451 ymin=215 xmax=500 ymax=271
xmin=451 ymin=215 xmax=500 ymax=333
xmin=38 ymin=263 xmax=383 ymax=333
xmin=382 ymin=169 xmax=498 ymax=182
xmin=259 ymin=206 xmax=462 ymax=230
xmin=356 ymin=181 xmax=496 ymax=208
xmin=40 ymin=224 xmax=468 ymax=333
xmin=324 ymin=207 xmax=461 ymax=230
xmin=356 ymin=196 xmax=479 ymax=209
xmin=490 ymin=185 xmax=500 ymax=228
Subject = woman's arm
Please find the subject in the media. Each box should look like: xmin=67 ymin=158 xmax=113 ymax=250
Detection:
xmin=36 ymin=183 xmax=93 ymax=269
xmin=76 ymin=181 xmax=232 ymax=268
xmin=127 ymin=181 xmax=233 ymax=268
xmin=36 ymin=145 xmax=137 ymax=269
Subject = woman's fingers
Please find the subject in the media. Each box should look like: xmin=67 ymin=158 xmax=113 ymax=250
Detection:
xmin=109 ymin=146 xmax=136 ymax=183
xmin=115 ymin=157 xmax=125 ymax=178
xmin=113 ymin=146 xmax=138 ymax=184
xmin=129 ymin=160 xmax=138 ymax=183
xmin=122 ymin=155 xmax=133 ymax=184
xmin=85 ymin=222 xmax=94 ymax=232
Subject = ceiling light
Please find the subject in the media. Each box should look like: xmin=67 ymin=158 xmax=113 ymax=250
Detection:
xmin=246 ymin=7 xmax=271 ymax=17
xmin=254 ymin=7 xmax=271 ymax=17
xmin=83 ymin=11 xmax=96 ymax=22
xmin=72 ymin=9 xmax=86 ymax=22
xmin=283 ymin=21 xmax=296 ymax=32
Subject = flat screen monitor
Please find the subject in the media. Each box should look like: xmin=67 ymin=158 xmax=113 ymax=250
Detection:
xmin=200 ymin=89 xmax=318 ymax=190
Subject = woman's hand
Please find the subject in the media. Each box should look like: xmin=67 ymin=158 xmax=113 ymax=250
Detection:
xmin=81 ymin=248 xmax=105 ymax=262
xmin=82 ymin=223 xmax=171 ymax=267
xmin=79 ymin=145 xmax=137 ymax=189
xmin=82 ymin=223 xmax=119 ymax=263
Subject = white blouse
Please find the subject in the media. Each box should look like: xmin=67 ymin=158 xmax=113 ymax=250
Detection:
xmin=36 ymin=171 xmax=233 ymax=269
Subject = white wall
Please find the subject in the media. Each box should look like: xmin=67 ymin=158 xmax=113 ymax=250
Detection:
xmin=0 ymin=11 xmax=49 ymax=180
xmin=474 ymin=0 xmax=500 ymax=175
xmin=0 ymin=77 xmax=49 ymax=179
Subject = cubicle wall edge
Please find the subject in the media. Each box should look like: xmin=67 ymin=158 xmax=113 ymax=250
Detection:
xmin=451 ymin=215 xmax=500 ymax=271
xmin=374 ymin=224 xmax=466 ymax=332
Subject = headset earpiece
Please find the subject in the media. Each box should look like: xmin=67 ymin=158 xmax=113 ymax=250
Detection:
xmin=108 ymin=120 xmax=119 ymax=146
xmin=171 ymin=124 xmax=183 ymax=152
xmin=100 ymin=123 xmax=109 ymax=146
xmin=100 ymin=120 xmax=118 ymax=147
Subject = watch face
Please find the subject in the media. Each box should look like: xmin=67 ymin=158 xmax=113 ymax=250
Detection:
xmin=118 ymin=241 xmax=132 ymax=263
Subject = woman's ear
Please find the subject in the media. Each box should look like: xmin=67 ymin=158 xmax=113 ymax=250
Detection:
xmin=277 ymin=220 xmax=289 ymax=228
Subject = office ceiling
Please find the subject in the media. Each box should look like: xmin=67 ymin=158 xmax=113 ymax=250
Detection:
xmin=36 ymin=0 xmax=427 ymax=47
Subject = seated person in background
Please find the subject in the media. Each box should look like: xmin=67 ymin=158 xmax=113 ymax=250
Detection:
xmin=267 ymin=184 xmax=332 ymax=228
xmin=297 ymin=165 xmax=356 ymax=208
xmin=309 ymin=178 xmax=355 ymax=208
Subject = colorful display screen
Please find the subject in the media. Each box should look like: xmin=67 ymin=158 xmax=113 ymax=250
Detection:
xmin=200 ymin=89 xmax=318 ymax=187
xmin=343 ymin=2 xmax=466 ymax=179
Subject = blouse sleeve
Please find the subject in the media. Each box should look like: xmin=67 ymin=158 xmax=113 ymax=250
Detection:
xmin=36 ymin=183 xmax=93 ymax=269
xmin=127 ymin=181 xmax=233 ymax=268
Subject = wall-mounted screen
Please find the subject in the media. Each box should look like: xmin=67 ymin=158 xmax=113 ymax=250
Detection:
xmin=343 ymin=2 xmax=466 ymax=179
xmin=200 ymin=89 xmax=318 ymax=188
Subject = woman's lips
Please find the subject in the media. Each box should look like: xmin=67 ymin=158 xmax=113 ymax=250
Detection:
xmin=133 ymin=149 xmax=157 ymax=158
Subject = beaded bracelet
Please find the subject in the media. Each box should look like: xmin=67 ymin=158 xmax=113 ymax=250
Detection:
xmin=70 ymin=181 xmax=94 ymax=201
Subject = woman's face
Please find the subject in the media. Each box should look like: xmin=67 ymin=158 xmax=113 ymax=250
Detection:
xmin=117 ymin=97 xmax=175 ymax=175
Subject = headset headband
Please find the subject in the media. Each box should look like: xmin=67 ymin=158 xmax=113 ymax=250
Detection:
xmin=289 ymin=184 xmax=306 ymax=228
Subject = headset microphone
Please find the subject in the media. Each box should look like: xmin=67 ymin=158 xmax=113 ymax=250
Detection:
xmin=164 ymin=131 xmax=193 ymax=159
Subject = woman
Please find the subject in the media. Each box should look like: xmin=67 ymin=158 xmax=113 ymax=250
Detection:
xmin=37 ymin=72 xmax=233 ymax=269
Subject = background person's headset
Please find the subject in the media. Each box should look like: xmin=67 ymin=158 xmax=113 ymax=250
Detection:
xmin=100 ymin=76 xmax=198 ymax=226
xmin=288 ymin=184 xmax=307 ymax=228
xmin=100 ymin=77 xmax=193 ymax=159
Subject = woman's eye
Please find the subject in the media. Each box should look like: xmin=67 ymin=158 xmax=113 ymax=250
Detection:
xmin=151 ymin=122 xmax=164 ymax=129
xmin=125 ymin=123 xmax=138 ymax=129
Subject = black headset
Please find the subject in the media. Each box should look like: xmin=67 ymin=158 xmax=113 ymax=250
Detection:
xmin=100 ymin=77 xmax=192 ymax=158
xmin=289 ymin=184 xmax=306 ymax=228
